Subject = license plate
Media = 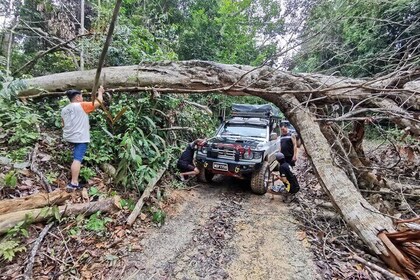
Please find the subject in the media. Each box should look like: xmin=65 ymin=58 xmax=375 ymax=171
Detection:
xmin=213 ymin=162 xmax=228 ymax=171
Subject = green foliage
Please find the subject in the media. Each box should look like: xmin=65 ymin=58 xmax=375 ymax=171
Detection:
xmin=3 ymin=170 xmax=17 ymax=188
xmin=80 ymin=166 xmax=96 ymax=182
xmin=292 ymin=0 xmax=420 ymax=77
xmin=88 ymin=186 xmax=102 ymax=199
xmin=0 ymin=239 xmax=26 ymax=262
xmin=68 ymin=226 xmax=81 ymax=237
xmin=0 ymin=79 xmax=41 ymax=156
xmin=84 ymin=211 xmax=112 ymax=233
xmin=46 ymin=171 xmax=59 ymax=184
xmin=177 ymin=0 xmax=282 ymax=65
xmin=7 ymin=220 xmax=30 ymax=239
xmin=120 ymin=198 xmax=136 ymax=211
xmin=152 ymin=209 xmax=166 ymax=225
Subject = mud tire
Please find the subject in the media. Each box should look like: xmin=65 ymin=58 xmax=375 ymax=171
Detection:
xmin=198 ymin=167 xmax=214 ymax=183
xmin=250 ymin=161 xmax=270 ymax=195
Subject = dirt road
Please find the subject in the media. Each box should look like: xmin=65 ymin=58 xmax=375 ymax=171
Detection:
xmin=120 ymin=178 xmax=319 ymax=280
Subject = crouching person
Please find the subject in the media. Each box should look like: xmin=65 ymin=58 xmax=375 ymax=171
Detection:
xmin=177 ymin=139 xmax=206 ymax=182
xmin=274 ymin=152 xmax=300 ymax=203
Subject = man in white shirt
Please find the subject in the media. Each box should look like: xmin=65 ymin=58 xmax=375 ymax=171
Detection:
xmin=61 ymin=86 xmax=104 ymax=191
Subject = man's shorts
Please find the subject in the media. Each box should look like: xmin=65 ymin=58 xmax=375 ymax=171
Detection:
xmin=177 ymin=160 xmax=195 ymax=173
xmin=72 ymin=143 xmax=88 ymax=162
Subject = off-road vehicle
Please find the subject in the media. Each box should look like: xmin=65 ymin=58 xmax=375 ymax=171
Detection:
xmin=195 ymin=104 xmax=281 ymax=194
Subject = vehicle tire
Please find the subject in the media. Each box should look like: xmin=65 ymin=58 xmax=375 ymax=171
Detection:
xmin=198 ymin=167 xmax=214 ymax=183
xmin=250 ymin=161 xmax=270 ymax=195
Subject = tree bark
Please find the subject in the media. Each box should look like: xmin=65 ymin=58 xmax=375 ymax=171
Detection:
xmin=261 ymin=93 xmax=395 ymax=256
xmin=10 ymin=61 xmax=419 ymax=135
xmin=0 ymin=196 xmax=120 ymax=234
xmin=0 ymin=189 xmax=70 ymax=215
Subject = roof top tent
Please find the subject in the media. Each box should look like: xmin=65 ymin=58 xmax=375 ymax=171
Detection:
xmin=230 ymin=104 xmax=281 ymax=132
xmin=231 ymin=104 xmax=280 ymax=118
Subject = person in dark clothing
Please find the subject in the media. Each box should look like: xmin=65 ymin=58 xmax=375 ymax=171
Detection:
xmin=177 ymin=139 xmax=206 ymax=181
xmin=274 ymin=152 xmax=300 ymax=203
xmin=279 ymin=122 xmax=298 ymax=166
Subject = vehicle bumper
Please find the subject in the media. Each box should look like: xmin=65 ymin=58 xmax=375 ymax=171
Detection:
xmin=196 ymin=155 xmax=262 ymax=177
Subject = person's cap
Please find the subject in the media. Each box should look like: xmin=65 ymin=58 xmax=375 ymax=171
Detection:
xmin=275 ymin=152 xmax=285 ymax=161
xmin=66 ymin=89 xmax=81 ymax=100
xmin=280 ymin=121 xmax=288 ymax=127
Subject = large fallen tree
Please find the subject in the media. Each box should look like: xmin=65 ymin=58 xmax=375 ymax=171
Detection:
xmin=5 ymin=60 xmax=420 ymax=278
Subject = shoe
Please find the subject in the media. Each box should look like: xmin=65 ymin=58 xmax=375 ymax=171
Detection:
xmin=282 ymin=193 xmax=296 ymax=203
xmin=176 ymin=174 xmax=186 ymax=182
xmin=66 ymin=183 xmax=82 ymax=192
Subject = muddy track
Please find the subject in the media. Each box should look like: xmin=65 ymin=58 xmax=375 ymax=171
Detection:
xmin=119 ymin=178 xmax=319 ymax=280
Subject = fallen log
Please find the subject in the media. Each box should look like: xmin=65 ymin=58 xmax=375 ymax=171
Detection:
xmin=126 ymin=162 xmax=168 ymax=226
xmin=0 ymin=196 xmax=121 ymax=234
xmin=0 ymin=189 xmax=71 ymax=215
xmin=261 ymin=93 xmax=396 ymax=253
xmin=351 ymin=254 xmax=404 ymax=280
xmin=23 ymin=222 xmax=54 ymax=280
xmin=8 ymin=61 xmax=419 ymax=135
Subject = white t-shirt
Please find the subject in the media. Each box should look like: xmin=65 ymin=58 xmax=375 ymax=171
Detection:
xmin=61 ymin=102 xmax=94 ymax=143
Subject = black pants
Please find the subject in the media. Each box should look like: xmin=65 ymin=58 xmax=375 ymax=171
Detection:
xmin=285 ymin=156 xmax=295 ymax=166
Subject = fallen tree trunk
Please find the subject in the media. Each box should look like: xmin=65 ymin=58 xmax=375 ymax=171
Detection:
xmin=262 ymin=93 xmax=395 ymax=256
xmin=0 ymin=196 xmax=121 ymax=234
xmin=7 ymin=61 xmax=419 ymax=135
xmin=0 ymin=189 xmax=71 ymax=215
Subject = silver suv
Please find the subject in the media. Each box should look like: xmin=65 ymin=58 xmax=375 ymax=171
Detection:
xmin=196 ymin=104 xmax=281 ymax=194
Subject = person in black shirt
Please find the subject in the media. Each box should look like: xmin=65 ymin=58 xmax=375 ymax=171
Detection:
xmin=274 ymin=152 xmax=300 ymax=203
xmin=279 ymin=122 xmax=298 ymax=166
xmin=177 ymin=139 xmax=206 ymax=181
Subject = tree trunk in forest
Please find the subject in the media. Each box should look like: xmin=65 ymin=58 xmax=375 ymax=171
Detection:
xmin=0 ymin=189 xmax=71 ymax=215
xmin=320 ymin=122 xmax=384 ymax=189
xmin=260 ymin=93 xmax=395 ymax=255
xmin=0 ymin=196 xmax=121 ymax=234
xmin=3 ymin=60 xmax=418 ymax=266
xmin=349 ymin=121 xmax=370 ymax=166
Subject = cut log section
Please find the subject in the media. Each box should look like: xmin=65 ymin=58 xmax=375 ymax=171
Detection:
xmin=0 ymin=189 xmax=71 ymax=215
xmin=0 ymin=196 xmax=121 ymax=234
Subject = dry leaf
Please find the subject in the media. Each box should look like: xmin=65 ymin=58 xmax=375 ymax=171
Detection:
xmin=296 ymin=231 xmax=307 ymax=241
xmin=140 ymin=212 xmax=147 ymax=221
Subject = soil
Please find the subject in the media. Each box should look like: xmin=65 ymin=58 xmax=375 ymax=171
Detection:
xmin=117 ymin=176 xmax=319 ymax=280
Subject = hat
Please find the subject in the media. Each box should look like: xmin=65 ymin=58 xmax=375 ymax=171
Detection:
xmin=280 ymin=121 xmax=288 ymax=127
xmin=66 ymin=89 xmax=81 ymax=100
xmin=275 ymin=152 xmax=285 ymax=161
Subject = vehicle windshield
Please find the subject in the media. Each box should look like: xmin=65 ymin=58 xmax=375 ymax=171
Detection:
xmin=219 ymin=124 xmax=266 ymax=138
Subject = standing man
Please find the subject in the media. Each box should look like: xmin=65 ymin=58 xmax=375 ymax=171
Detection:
xmin=275 ymin=152 xmax=300 ymax=203
xmin=177 ymin=138 xmax=206 ymax=181
xmin=61 ymin=86 xmax=104 ymax=191
xmin=279 ymin=121 xmax=298 ymax=166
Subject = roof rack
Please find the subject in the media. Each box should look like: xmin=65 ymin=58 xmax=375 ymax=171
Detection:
xmin=231 ymin=104 xmax=280 ymax=119
xmin=231 ymin=111 xmax=278 ymax=118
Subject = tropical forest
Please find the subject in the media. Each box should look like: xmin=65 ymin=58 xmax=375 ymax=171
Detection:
xmin=0 ymin=0 xmax=419 ymax=279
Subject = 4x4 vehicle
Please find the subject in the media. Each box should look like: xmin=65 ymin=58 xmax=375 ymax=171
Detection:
xmin=195 ymin=104 xmax=281 ymax=194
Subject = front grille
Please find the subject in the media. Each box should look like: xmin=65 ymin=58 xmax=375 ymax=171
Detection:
xmin=209 ymin=148 xmax=236 ymax=160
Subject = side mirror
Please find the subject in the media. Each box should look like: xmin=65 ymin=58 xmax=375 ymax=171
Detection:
xmin=269 ymin=132 xmax=278 ymax=141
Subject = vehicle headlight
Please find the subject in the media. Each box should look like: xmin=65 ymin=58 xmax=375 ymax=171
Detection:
xmin=200 ymin=146 xmax=208 ymax=154
xmin=243 ymin=151 xmax=254 ymax=160
xmin=253 ymin=152 xmax=262 ymax=159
